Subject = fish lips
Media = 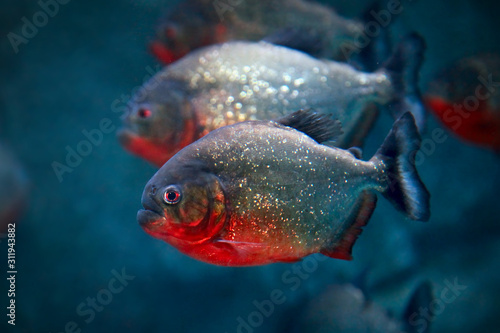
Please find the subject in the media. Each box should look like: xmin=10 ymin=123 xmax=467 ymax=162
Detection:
xmin=138 ymin=191 xmax=166 ymax=227
xmin=149 ymin=40 xmax=177 ymax=64
xmin=117 ymin=128 xmax=136 ymax=148
xmin=139 ymin=184 xmax=179 ymax=242
xmin=137 ymin=209 xmax=165 ymax=228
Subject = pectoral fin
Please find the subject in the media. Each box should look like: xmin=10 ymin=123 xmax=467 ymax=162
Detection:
xmin=215 ymin=239 xmax=269 ymax=257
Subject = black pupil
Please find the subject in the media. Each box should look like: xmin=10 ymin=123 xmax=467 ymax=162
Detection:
xmin=167 ymin=191 xmax=178 ymax=202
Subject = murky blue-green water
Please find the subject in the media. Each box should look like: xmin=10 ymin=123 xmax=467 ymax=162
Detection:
xmin=1 ymin=0 xmax=499 ymax=332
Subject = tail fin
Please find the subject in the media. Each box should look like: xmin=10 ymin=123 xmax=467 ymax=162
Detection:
xmin=372 ymin=112 xmax=430 ymax=221
xmin=381 ymin=33 xmax=427 ymax=133
xmin=402 ymin=281 xmax=434 ymax=333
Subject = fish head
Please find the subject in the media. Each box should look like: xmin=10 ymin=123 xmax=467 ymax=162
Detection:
xmin=150 ymin=3 xmax=224 ymax=64
xmin=118 ymin=80 xmax=196 ymax=167
xmin=150 ymin=22 xmax=192 ymax=64
xmin=138 ymin=160 xmax=227 ymax=245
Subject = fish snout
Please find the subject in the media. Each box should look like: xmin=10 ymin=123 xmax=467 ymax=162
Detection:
xmin=117 ymin=109 xmax=138 ymax=147
xmin=138 ymin=185 xmax=166 ymax=228
xmin=137 ymin=209 xmax=164 ymax=227
xmin=117 ymin=128 xmax=132 ymax=146
xmin=142 ymin=184 xmax=163 ymax=212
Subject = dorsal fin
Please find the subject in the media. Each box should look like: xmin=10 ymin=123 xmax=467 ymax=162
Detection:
xmin=348 ymin=147 xmax=363 ymax=159
xmin=276 ymin=109 xmax=343 ymax=143
xmin=321 ymin=191 xmax=377 ymax=260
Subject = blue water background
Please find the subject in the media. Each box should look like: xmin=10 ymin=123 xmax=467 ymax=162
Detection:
xmin=1 ymin=0 xmax=499 ymax=332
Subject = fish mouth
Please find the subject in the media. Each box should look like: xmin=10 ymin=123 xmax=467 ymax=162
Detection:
xmin=149 ymin=40 xmax=177 ymax=64
xmin=137 ymin=209 xmax=165 ymax=228
xmin=138 ymin=191 xmax=168 ymax=232
xmin=117 ymin=128 xmax=176 ymax=167
xmin=117 ymin=128 xmax=136 ymax=147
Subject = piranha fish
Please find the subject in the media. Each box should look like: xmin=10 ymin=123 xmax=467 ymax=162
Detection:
xmin=425 ymin=53 xmax=500 ymax=152
xmin=120 ymin=34 xmax=426 ymax=167
xmin=285 ymin=280 xmax=433 ymax=333
xmin=137 ymin=110 xmax=430 ymax=266
xmin=150 ymin=0 xmax=367 ymax=64
xmin=0 ymin=144 xmax=28 ymax=231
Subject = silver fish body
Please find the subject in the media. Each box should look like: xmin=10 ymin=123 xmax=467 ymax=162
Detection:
xmin=167 ymin=41 xmax=393 ymax=137
xmin=121 ymin=36 xmax=426 ymax=166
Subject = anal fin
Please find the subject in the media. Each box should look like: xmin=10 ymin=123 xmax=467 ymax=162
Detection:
xmin=320 ymin=191 xmax=377 ymax=260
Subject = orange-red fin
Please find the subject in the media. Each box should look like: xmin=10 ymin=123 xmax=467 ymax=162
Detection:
xmin=321 ymin=192 xmax=377 ymax=261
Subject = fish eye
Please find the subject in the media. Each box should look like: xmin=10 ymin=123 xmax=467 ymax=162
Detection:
xmin=163 ymin=185 xmax=182 ymax=205
xmin=137 ymin=108 xmax=152 ymax=119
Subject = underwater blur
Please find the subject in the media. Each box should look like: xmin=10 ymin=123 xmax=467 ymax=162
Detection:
xmin=1 ymin=0 xmax=500 ymax=332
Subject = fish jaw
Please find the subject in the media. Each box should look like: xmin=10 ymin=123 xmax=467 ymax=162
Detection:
xmin=138 ymin=210 xmax=190 ymax=248
xmin=136 ymin=212 xmax=273 ymax=266
xmin=117 ymin=129 xmax=175 ymax=167
xmin=425 ymin=95 xmax=500 ymax=150
xmin=149 ymin=41 xmax=179 ymax=65
xmin=118 ymin=108 xmax=200 ymax=166
xmin=138 ymin=209 xmax=165 ymax=230
xmin=139 ymin=204 xmax=311 ymax=266
xmin=137 ymin=204 xmax=193 ymax=243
